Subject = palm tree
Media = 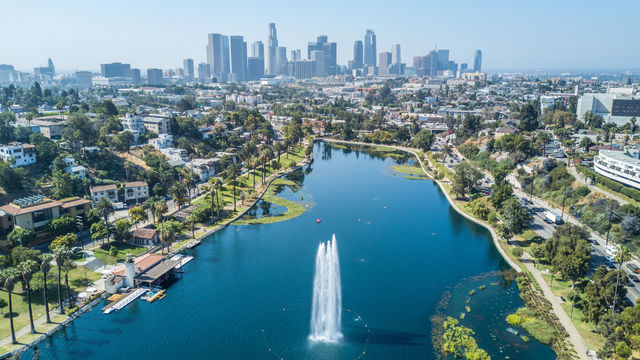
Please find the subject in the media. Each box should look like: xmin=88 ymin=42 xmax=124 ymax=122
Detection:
xmin=260 ymin=147 xmax=274 ymax=184
xmin=143 ymin=196 xmax=163 ymax=224
xmin=53 ymin=246 xmax=68 ymax=313
xmin=95 ymin=197 xmax=115 ymax=243
xmin=180 ymin=168 xmax=196 ymax=206
xmin=202 ymin=179 xmax=217 ymax=222
xmin=186 ymin=213 xmax=197 ymax=239
xmin=3 ymin=269 xmax=18 ymax=344
xmin=612 ymin=246 xmax=632 ymax=313
xmin=225 ymin=163 xmax=241 ymax=212
xmin=154 ymin=201 xmax=168 ymax=225
xmin=40 ymin=255 xmax=52 ymax=323
xmin=274 ymin=142 xmax=285 ymax=163
xmin=157 ymin=220 xmax=183 ymax=254
xmin=63 ymin=258 xmax=76 ymax=307
xmin=213 ymin=177 xmax=222 ymax=219
xmin=19 ymin=260 xmax=37 ymax=334
xmin=169 ymin=181 xmax=188 ymax=210
xmin=249 ymin=156 xmax=258 ymax=189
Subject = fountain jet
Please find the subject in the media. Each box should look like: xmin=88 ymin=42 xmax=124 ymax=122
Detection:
xmin=309 ymin=234 xmax=343 ymax=343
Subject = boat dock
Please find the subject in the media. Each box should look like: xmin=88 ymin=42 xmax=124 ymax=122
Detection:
xmin=102 ymin=288 xmax=146 ymax=314
xmin=170 ymin=254 xmax=194 ymax=269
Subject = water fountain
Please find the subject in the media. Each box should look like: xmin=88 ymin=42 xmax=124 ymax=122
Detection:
xmin=309 ymin=234 xmax=343 ymax=343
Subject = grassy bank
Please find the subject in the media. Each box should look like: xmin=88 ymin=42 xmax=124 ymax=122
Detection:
xmin=233 ymin=179 xmax=306 ymax=225
xmin=92 ymin=242 xmax=148 ymax=265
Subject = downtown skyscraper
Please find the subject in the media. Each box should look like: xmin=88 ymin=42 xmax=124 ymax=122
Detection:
xmin=207 ymin=33 xmax=230 ymax=81
xmin=229 ymin=36 xmax=247 ymax=81
xmin=267 ymin=23 xmax=278 ymax=75
xmin=352 ymin=40 xmax=363 ymax=69
xmin=364 ymin=29 xmax=377 ymax=67
xmin=473 ymin=50 xmax=482 ymax=72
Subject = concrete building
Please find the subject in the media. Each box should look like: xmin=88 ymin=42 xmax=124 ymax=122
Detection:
xmin=595 ymin=150 xmax=640 ymax=190
xmin=90 ymin=184 xmax=119 ymax=204
xmin=229 ymin=36 xmax=247 ymax=81
xmin=183 ymin=58 xmax=194 ymax=81
xmin=186 ymin=158 xmax=218 ymax=182
xmin=123 ymin=181 xmax=149 ymax=206
xmin=101 ymin=62 xmax=131 ymax=78
xmin=378 ymin=52 xmax=392 ymax=76
xmin=252 ymin=41 xmax=264 ymax=59
xmin=364 ymin=30 xmax=377 ymax=67
xmin=577 ymin=93 xmax=640 ymax=126
xmin=147 ymin=68 xmax=164 ymax=85
xmin=353 ymin=40 xmax=364 ymax=69
xmin=0 ymin=143 xmax=36 ymax=167
xmin=267 ymin=23 xmax=278 ymax=75
xmin=473 ymin=50 xmax=482 ymax=72
xmin=143 ymin=115 xmax=170 ymax=134
xmin=149 ymin=134 xmax=174 ymax=149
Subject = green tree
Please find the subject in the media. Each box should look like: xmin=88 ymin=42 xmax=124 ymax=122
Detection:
xmin=500 ymin=197 xmax=531 ymax=235
xmin=18 ymin=260 xmax=38 ymax=334
xmin=113 ymin=219 xmax=132 ymax=242
xmin=7 ymin=227 xmax=36 ymax=246
xmin=40 ymin=255 xmax=52 ymax=323
xmin=128 ymin=206 xmax=147 ymax=228
xmin=451 ymin=161 xmax=482 ymax=199
xmin=48 ymin=216 xmax=76 ymax=236
xmin=95 ymin=197 xmax=115 ymax=242
xmin=411 ymin=129 xmax=434 ymax=151
xmin=157 ymin=220 xmax=183 ymax=254
xmin=2 ymin=268 xmax=19 ymax=344
xmin=49 ymin=233 xmax=78 ymax=251
xmin=519 ymin=102 xmax=539 ymax=131
xmin=53 ymin=246 xmax=68 ymax=313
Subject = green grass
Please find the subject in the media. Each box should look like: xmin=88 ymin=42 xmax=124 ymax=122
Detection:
xmin=0 ymin=314 xmax=67 ymax=354
xmin=0 ymin=267 xmax=100 ymax=340
xmin=92 ymin=242 xmax=148 ymax=265
xmin=391 ymin=165 xmax=429 ymax=178
xmin=233 ymin=179 xmax=306 ymax=225
xmin=508 ymin=307 xmax=556 ymax=345
xmin=426 ymin=151 xmax=454 ymax=180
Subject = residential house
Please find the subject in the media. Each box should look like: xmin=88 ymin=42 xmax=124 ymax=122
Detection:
xmin=62 ymin=157 xmax=87 ymax=179
xmin=494 ymin=124 xmax=518 ymax=139
xmin=123 ymin=181 xmax=149 ymax=206
xmin=90 ymin=184 xmax=119 ymax=204
xmin=149 ymin=134 xmax=173 ymax=149
xmin=186 ymin=158 xmax=219 ymax=182
xmin=132 ymin=228 xmax=159 ymax=246
xmin=143 ymin=115 xmax=170 ymax=134
xmin=0 ymin=142 xmax=36 ymax=167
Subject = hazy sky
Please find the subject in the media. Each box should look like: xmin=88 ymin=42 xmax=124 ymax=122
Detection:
xmin=3 ymin=0 xmax=639 ymax=72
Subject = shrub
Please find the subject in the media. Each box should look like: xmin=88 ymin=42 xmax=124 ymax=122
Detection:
xmin=487 ymin=212 xmax=498 ymax=224
xmin=109 ymin=246 xmax=118 ymax=257
xmin=506 ymin=313 xmax=523 ymax=326
xmin=512 ymin=247 xmax=524 ymax=258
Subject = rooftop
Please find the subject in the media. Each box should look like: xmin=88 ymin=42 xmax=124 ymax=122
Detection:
xmin=90 ymin=184 xmax=118 ymax=193
xmin=124 ymin=181 xmax=148 ymax=188
xmin=599 ymin=150 xmax=640 ymax=166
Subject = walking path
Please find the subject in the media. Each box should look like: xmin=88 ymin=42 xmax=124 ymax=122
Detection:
xmin=522 ymin=254 xmax=590 ymax=360
xmin=568 ymin=166 xmax=629 ymax=205
xmin=0 ymin=311 xmax=61 ymax=347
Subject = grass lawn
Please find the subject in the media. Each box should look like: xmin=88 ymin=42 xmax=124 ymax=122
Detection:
xmin=391 ymin=164 xmax=429 ymax=178
xmin=234 ymin=179 xmax=306 ymax=225
xmin=93 ymin=242 xmax=148 ymax=265
xmin=0 ymin=314 xmax=67 ymax=354
xmin=0 ymin=266 xmax=100 ymax=340
xmin=426 ymin=152 xmax=454 ymax=180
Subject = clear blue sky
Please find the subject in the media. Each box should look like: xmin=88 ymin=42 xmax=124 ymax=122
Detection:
xmin=3 ymin=0 xmax=639 ymax=72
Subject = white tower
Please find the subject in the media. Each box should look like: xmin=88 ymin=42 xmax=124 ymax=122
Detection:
xmin=124 ymin=253 xmax=135 ymax=288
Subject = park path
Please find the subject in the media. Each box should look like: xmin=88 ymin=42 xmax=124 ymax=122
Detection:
xmin=522 ymin=254 xmax=590 ymax=360
xmin=0 ymin=309 xmax=63 ymax=347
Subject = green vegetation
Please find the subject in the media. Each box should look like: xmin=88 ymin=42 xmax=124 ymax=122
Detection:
xmin=441 ymin=317 xmax=490 ymax=360
xmin=391 ymin=164 xmax=428 ymax=179
xmin=234 ymin=179 xmax=306 ymax=225
xmin=92 ymin=242 xmax=147 ymax=265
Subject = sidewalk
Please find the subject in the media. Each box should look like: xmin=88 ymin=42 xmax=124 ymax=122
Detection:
xmin=522 ymin=254 xmax=589 ymax=360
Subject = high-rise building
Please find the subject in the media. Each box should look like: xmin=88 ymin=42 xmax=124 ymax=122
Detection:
xmin=100 ymin=62 xmax=131 ymax=78
xmin=247 ymin=57 xmax=264 ymax=81
xmin=34 ymin=58 xmax=56 ymax=80
xmin=74 ymin=71 xmax=93 ymax=88
xmin=291 ymin=49 xmax=302 ymax=62
xmin=147 ymin=68 xmax=164 ymax=85
xmin=267 ymin=23 xmax=278 ymax=75
xmin=252 ymin=41 xmax=264 ymax=59
xmin=364 ymin=30 xmax=377 ymax=67
xmin=428 ymin=50 xmax=438 ymax=76
xmin=353 ymin=41 xmax=363 ymax=69
xmin=197 ymin=63 xmax=210 ymax=82
xmin=292 ymin=60 xmax=315 ymax=79
xmin=379 ymin=52 xmax=392 ymax=76
xmin=310 ymin=50 xmax=326 ymax=77
xmin=125 ymin=68 xmax=141 ymax=84
xmin=207 ymin=33 xmax=230 ymax=81
xmin=276 ymin=46 xmax=288 ymax=75
xmin=473 ymin=50 xmax=482 ymax=72
xmin=229 ymin=36 xmax=247 ymax=81
xmin=391 ymin=44 xmax=401 ymax=65
xmin=183 ymin=58 xmax=194 ymax=81
xmin=308 ymin=35 xmax=337 ymax=75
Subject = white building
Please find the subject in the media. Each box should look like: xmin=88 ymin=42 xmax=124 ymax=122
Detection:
xmin=160 ymin=148 xmax=188 ymax=162
xmin=540 ymin=95 xmax=561 ymax=112
xmin=62 ymin=157 xmax=87 ymax=179
xmin=90 ymin=184 xmax=119 ymax=204
xmin=121 ymin=113 xmax=146 ymax=133
xmin=142 ymin=115 xmax=170 ymax=134
xmin=0 ymin=143 xmax=36 ymax=167
xmin=123 ymin=181 xmax=149 ymax=206
xmin=594 ymin=150 xmax=640 ymax=190
xmin=186 ymin=158 xmax=219 ymax=182
xmin=149 ymin=134 xmax=174 ymax=149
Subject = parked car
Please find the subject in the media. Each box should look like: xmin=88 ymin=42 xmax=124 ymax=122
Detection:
xmin=626 ymin=263 xmax=639 ymax=273
xmin=629 ymin=274 xmax=640 ymax=283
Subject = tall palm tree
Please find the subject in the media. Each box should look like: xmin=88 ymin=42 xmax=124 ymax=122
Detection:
xmin=157 ymin=220 xmax=183 ymax=254
xmin=213 ymin=177 xmax=222 ymax=219
xmin=3 ymin=269 xmax=17 ymax=344
xmin=612 ymin=246 xmax=632 ymax=313
xmin=169 ymin=181 xmax=188 ymax=210
xmin=274 ymin=142 xmax=285 ymax=163
xmin=186 ymin=213 xmax=197 ymax=239
xmin=225 ymin=163 xmax=241 ymax=212
xmin=40 ymin=255 xmax=52 ymax=323
xmin=63 ymin=258 xmax=76 ymax=306
xmin=154 ymin=201 xmax=168 ymax=225
xmin=202 ymin=178 xmax=217 ymax=222
xmin=19 ymin=260 xmax=37 ymax=334
xmin=53 ymin=246 xmax=68 ymax=313
xmin=143 ymin=196 xmax=163 ymax=224
xmin=95 ymin=197 xmax=115 ymax=243
xmin=249 ymin=156 xmax=258 ymax=189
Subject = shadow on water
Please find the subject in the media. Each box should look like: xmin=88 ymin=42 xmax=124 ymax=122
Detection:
xmin=344 ymin=325 xmax=427 ymax=346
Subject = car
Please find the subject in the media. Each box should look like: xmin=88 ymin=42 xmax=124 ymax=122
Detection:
xmin=589 ymin=239 xmax=598 ymax=245
xmin=626 ymin=263 xmax=639 ymax=273
xmin=629 ymin=274 xmax=640 ymax=283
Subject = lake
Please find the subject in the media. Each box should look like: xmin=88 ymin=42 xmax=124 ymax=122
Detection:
xmin=23 ymin=142 xmax=555 ymax=359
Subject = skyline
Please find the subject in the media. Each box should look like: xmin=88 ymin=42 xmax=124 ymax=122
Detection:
xmin=2 ymin=0 xmax=640 ymax=72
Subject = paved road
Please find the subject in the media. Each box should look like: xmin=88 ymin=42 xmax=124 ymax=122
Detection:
xmin=508 ymin=175 xmax=640 ymax=305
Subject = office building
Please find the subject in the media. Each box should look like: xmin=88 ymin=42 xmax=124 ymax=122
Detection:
xmin=291 ymin=49 xmax=302 ymax=62
xmin=229 ymin=35 xmax=247 ymax=81
xmin=252 ymin=41 xmax=264 ymax=59
xmin=577 ymin=93 xmax=640 ymax=126
xmin=353 ymin=41 xmax=363 ymax=69
xmin=183 ymin=58 xmax=194 ymax=81
xmin=247 ymin=57 xmax=264 ymax=81
xmin=437 ymin=49 xmax=449 ymax=72
xmin=101 ymin=62 xmax=131 ymax=78
xmin=277 ymin=46 xmax=288 ymax=75
xmin=310 ymin=50 xmax=326 ymax=77
xmin=74 ymin=71 xmax=93 ymax=88
xmin=364 ymin=30 xmax=377 ymax=67
xmin=34 ymin=58 xmax=55 ymax=80
xmin=391 ymin=44 xmax=401 ymax=65
xmin=197 ymin=63 xmax=210 ymax=82
xmin=267 ymin=23 xmax=278 ymax=75
xmin=379 ymin=52 xmax=392 ymax=76
xmin=207 ymin=33 xmax=230 ymax=81
xmin=147 ymin=68 xmax=164 ymax=85
xmin=473 ymin=50 xmax=482 ymax=72
xmin=125 ymin=68 xmax=141 ymax=84
xmin=292 ymin=60 xmax=315 ymax=79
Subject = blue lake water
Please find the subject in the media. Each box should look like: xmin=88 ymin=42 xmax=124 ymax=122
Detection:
xmin=23 ymin=142 xmax=555 ymax=359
